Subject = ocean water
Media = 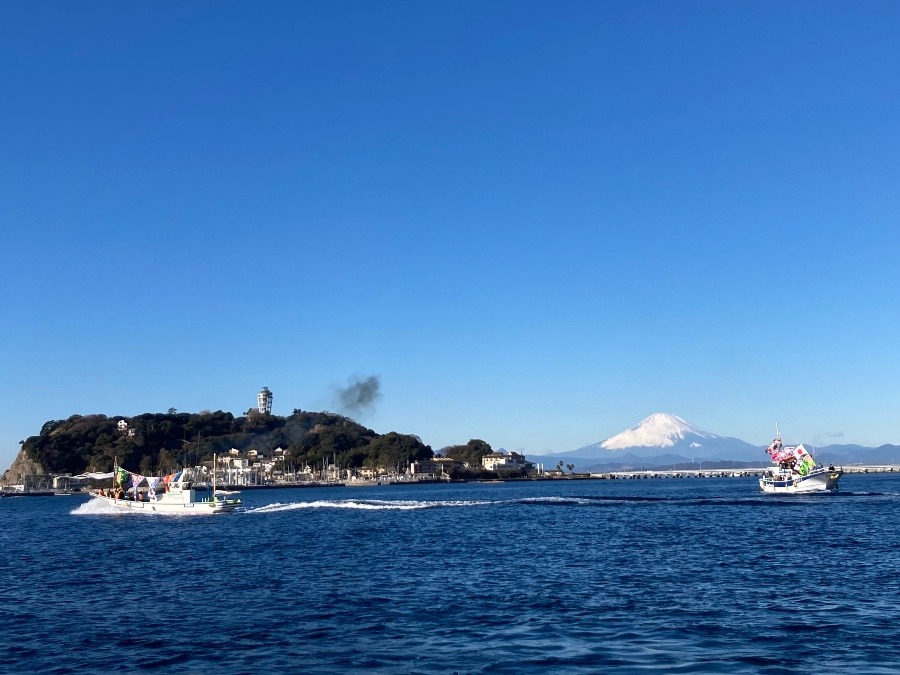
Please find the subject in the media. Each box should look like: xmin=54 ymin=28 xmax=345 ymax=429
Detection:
xmin=3 ymin=474 xmax=900 ymax=674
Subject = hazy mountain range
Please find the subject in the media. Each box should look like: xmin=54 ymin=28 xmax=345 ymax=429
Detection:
xmin=528 ymin=413 xmax=900 ymax=471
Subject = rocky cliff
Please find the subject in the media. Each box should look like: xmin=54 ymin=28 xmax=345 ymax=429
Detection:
xmin=0 ymin=447 xmax=47 ymax=486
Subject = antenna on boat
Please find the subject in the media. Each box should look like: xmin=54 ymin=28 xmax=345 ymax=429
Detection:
xmin=775 ymin=422 xmax=780 ymax=441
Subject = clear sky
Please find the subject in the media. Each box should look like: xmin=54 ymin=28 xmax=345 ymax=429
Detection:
xmin=2 ymin=1 xmax=899 ymax=471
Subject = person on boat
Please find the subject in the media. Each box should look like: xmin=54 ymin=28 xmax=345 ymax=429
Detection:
xmin=114 ymin=486 xmax=125 ymax=500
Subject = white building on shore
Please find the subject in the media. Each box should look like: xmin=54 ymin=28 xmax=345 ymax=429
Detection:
xmin=482 ymin=451 xmax=530 ymax=472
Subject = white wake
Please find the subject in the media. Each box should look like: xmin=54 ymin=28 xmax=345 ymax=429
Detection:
xmin=70 ymin=497 xmax=217 ymax=517
xmin=244 ymin=499 xmax=494 ymax=514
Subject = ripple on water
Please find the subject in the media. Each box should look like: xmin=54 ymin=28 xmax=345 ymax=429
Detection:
xmin=4 ymin=476 xmax=900 ymax=672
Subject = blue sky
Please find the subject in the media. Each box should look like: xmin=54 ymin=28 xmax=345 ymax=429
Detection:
xmin=2 ymin=1 xmax=899 ymax=470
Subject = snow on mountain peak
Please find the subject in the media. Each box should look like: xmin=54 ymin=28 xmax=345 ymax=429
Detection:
xmin=599 ymin=413 xmax=718 ymax=450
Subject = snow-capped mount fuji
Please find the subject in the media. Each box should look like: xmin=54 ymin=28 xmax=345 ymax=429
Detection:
xmin=599 ymin=413 xmax=716 ymax=450
xmin=524 ymin=413 xmax=900 ymax=471
xmin=564 ymin=413 xmax=761 ymax=462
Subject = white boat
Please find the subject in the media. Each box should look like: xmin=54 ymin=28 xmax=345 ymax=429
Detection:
xmin=90 ymin=459 xmax=241 ymax=514
xmin=759 ymin=427 xmax=842 ymax=494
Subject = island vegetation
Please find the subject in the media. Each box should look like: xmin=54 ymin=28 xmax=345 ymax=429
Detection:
xmin=18 ymin=409 xmax=448 ymax=477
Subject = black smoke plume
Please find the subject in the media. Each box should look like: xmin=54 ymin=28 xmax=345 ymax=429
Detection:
xmin=335 ymin=375 xmax=381 ymax=416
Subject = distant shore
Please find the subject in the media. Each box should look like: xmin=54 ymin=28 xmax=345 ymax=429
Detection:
xmin=5 ymin=465 xmax=897 ymax=497
xmin=224 ymin=464 xmax=900 ymax=489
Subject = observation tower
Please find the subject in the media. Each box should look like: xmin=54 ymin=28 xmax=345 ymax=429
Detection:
xmin=257 ymin=386 xmax=273 ymax=414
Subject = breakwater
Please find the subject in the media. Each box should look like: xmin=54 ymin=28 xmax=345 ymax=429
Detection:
xmin=591 ymin=464 xmax=900 ymax=480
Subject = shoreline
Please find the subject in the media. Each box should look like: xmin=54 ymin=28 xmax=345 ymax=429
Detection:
xmin=4 ymin=465 xmax=897 ymax=497
xmin=224 ymin=464 xmax=900 ymax=489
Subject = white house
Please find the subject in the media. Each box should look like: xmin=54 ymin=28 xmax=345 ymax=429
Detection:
xmin=482 ymin=451 xmax=530 ymax=472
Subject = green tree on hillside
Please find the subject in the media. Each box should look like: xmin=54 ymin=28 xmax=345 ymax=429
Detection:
xmin=21 ymin=408 xmax=432 ymax=476
xmin=443 ymin=439 xmax=493 ymax=468
xmin=368 ymin=432 xmax=432 ymax=472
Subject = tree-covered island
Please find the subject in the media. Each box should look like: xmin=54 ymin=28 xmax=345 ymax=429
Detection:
xmin=4 ymin=409 xmax=514 ymax=483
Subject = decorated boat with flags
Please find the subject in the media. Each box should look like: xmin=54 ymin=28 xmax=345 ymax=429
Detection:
xmin=89 ymin=457 xmax=242 ymax=513
xmin=759 ymin=427 xmax=842 ymax=494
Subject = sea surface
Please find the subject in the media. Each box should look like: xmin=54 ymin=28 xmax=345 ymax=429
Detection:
xmin=2 ymin=474 xmax=900 ymax=674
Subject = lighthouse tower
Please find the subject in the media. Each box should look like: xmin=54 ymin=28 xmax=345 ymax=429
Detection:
xmin=257 ymin=386 xmax=273 ymax=414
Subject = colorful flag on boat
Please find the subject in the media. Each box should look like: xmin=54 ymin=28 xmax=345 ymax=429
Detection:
xmin=146 ymin=476 xmax=162 ymax=498
xmin=768 ymin=443 xmax=795 ymax=463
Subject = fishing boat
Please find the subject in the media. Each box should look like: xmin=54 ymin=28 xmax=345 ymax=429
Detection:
xmin=759 ymin=427 xmax=842 ymax=494
xmin=90 ymin=457 xmax=242 ymax=514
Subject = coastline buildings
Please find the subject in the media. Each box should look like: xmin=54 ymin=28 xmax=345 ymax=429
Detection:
xmin=482 ymin=451 xmax=530 ymax=472
xmin=116 ymin=420 xmax=135 ymax=437
xmin=410 ymin=456 xmax=463 ymax=478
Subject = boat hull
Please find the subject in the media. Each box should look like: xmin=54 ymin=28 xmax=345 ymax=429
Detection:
xmin=759 ymin=468 xmax=842 ymax=494
xmin=90 ymin=493 xmax=240 ymax=514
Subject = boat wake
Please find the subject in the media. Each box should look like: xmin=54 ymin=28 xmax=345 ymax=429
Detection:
xmin=830 ymin=490 xmax=900 ymax=498
xmin=70 ymin=498 xmax=219 ymax=516
xmin=75 ymin=489 xmax=890 ymax=517
xmin=244 ymin=494 xmax=817 ymax=514
xmin=245 ymin=499 xmax=493 ymax=513
xmin=244 ymin=494 xmax=843 ymax=514
xmin=70 ymin=499 xmax=127 ymax=516
xmin=244 ymin=495 xmax=675 ymax=513
xmin=518 ymin=496 xmax=606 ymax=506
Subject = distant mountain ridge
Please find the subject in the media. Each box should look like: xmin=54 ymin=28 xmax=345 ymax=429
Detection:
xmin=565 ymin=413 xmax=762 ymax=462
xmin=814 ymin=444 xmax=900 ymax=466
xmin=527 ymin=413 xmax=900 ymax=472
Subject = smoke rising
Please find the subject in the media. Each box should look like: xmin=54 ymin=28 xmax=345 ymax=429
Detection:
xmin=335 ymin=375 xmax=381 ymax=416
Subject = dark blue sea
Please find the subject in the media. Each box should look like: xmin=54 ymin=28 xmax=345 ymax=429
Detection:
xmin=3 ymin=474 xmax=900 ymax=674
